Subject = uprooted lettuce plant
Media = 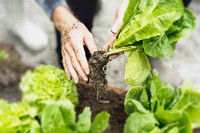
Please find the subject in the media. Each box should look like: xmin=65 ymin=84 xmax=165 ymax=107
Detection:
xmin=0 ymin=65 xmax=110 ymax=133
xmin=123 ymin=70 xmax=200 ymax=133
xmin=105 ymin=0 xmax=196 ymax=86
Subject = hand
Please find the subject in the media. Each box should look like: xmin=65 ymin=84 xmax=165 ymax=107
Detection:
xmin=103 ymin=0 xmax=129 ymax=60
xmin=52 ymin=6 xmax=97 ymax=83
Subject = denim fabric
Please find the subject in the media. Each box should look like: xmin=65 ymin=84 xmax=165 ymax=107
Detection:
xmin=36 ymin=0 xmax=68 ymax=17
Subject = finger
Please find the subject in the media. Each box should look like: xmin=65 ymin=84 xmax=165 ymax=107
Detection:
xmin=112 ymin=0 xmax=128 ymax=33
xmin=71 ymin=41 xmax=90 ymax=75
xmin=102 ymin=35 xmax=116 ymax=51
xmin=65 ymin=44 xmax=88 ymax=81
xmin=61 ymin=46 xmax=71 ymax=80
xmin=63 ymin=46 xmax=79 ymax=83
xmin=83 ymin=32 xmax=98 ymax=54
xmin=117 ymin=0 xmax=129 ymax=19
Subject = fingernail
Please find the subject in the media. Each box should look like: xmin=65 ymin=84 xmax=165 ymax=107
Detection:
xmin=111 ymin=23 xmax=118 ymax=34
xmin=74 ymin=79 xmax=79 ymax=84
xmin=86 ymin=70 xmax=90 ymax=75
xmin=67 ymin=76 xmax=71 ymax=80
xmin=84 ymin=77 xmax=88 ymax=81
xmin=112 ymin=20 xmax=122 ymax=33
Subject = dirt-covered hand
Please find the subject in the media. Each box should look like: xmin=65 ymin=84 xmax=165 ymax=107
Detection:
xmin=52 ymin=6 xmax=97 ymax=83
xmin=61 ymin=21 xmax=97 ymax=83
xmin=103 ymin=0 xmax=129 ymax=60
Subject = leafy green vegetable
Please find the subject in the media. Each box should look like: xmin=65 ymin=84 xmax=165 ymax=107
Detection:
xmin=1 ymin=65 xmax=110 ymax=133
xmin=115 ymin=0 xmax=184 ymax=47
xmin=123 ymin=70 xmax=200 ymax=132
xmin=90 ymin=111 xmax=110 ymax=133
xmin=106 ymin=0 xmax=196 ymax=85
xmin=154 ymin=110 xmax=192 ymax=133
xmin=41 ymin=100 xmax=75 ymax=133
xmin=20 ymin=65 xmax=78 ymax=109
xmin=0 ymin=100 xmax=40 ymax=133
xmin=173 ymin=84 xmax=200 ymax=128
xmin=143 ymin=34 xmax=175 ymax=58
xmin=168 ymin=8 xmax=196 ymax=44
xmin=125 ymin=49 xmax=151 ymax=86
xmin=123 ymin=112 xmax=158 ymax=133
xmin=76 ymin=107 xmax=91 ymax=133
xmin=41 ymin=101 xmax=109 ymax=133
xmin=124 ymin=86 xmax=149 ymax=114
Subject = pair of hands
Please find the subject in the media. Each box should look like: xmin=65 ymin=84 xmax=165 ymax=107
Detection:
xmin=52 ymin=0 xmax=129 ymax=83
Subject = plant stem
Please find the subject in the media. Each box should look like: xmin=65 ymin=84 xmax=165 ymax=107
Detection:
xmin=105 ymin=46 xmax=137 ymax=57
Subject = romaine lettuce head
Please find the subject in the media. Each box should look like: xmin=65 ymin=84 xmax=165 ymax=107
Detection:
xmin=0 ymin=100 xmax=39 ymax=133
xmin=20 ymin=65 xmax=78 ymax=107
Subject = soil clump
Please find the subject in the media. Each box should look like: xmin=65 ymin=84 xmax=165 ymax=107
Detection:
xmin=88 ymin=51 xmax=109 ymax=99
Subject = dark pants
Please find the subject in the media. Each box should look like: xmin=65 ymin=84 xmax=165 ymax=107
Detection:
xmin=183 ymin=0 xmax=191 ymax=7
xmin=56 ymin=0 xmax=100 ymax=67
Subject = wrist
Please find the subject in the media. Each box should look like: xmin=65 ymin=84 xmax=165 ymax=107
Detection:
xmin=52 ymin=5 xmax=78 ymax=32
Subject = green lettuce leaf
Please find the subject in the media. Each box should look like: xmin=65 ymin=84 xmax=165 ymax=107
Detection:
xmin=118 ymin=0 xmax=140 ymax=34
xmin=168 ymin=8 xmax=196 ymax=44
xmin=41 ymin=100 xmax=75 ymax=133
xmin=118 ymin=0 xmax=160 ymax=37
xmin=125 ymin=50 xmax=151 ymax=86
xmin=76 ymin=107 xmax=91 ymax=133
xmin=124 ymin=86 xmax=149 ymax=113
xmin=173 ymin=84 xmax=200 ymax=128
xmin=143 ymin=34 xmax=175 ymax=58
xmin=123 ymin=112 xmax=158 ymax=133
xmin=145 ymin=70 xmax=176 ymax=112
xmin=90 ymin=111 xmax=110 ymax=133
xmin=154 ymin=110 xmax=192 ymax=133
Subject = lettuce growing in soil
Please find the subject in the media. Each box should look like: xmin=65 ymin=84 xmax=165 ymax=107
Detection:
xmin=41 ymin=100 xmax=110 ymax=133
xmin=20 ymin=65 xmax=78 ymax=107
xmin=0 ymin=100 xmax=40 ymax=133
xmin=0 ymin=65 xmax=110 ymax=133
xmin=123 ymin=70 xmax=200 ymax=133
xmin=103 ymin=0 xmax=196 ymax=86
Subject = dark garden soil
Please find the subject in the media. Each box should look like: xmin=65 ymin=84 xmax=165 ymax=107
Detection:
xmin=76 ymin=82 xmax=127 ymax=133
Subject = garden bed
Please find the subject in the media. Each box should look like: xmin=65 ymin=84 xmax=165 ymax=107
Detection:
xmin=1 ymin=43 xmax=200 ymax=133
xmin=0 ymin=78 xmax=127 ymax=133
xmin=0 ymin=43 xmax=127 ymax=132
